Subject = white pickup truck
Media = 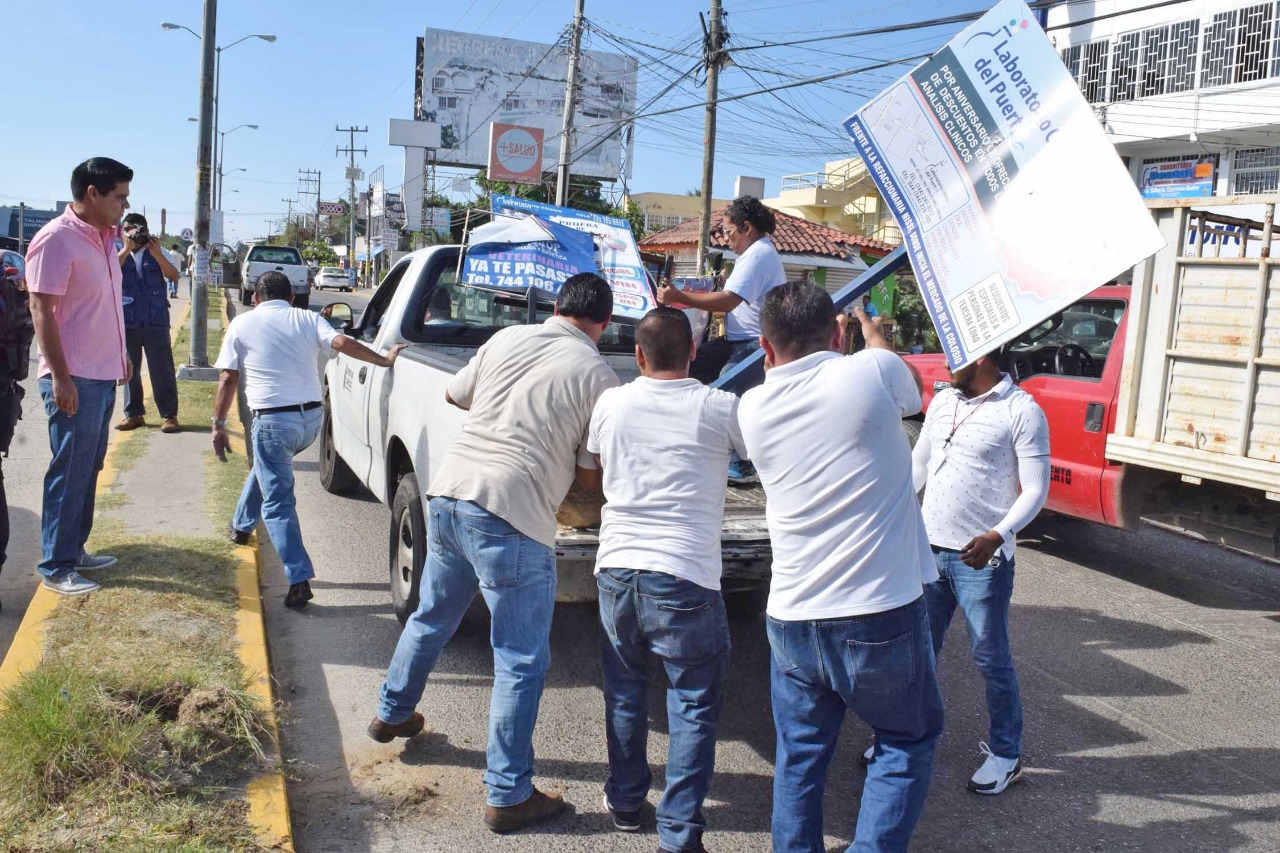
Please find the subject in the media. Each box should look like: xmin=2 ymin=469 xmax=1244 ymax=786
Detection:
xmin=241 ymin=244 xmax=313 ymax=309
xmin=319 ymin=245 xmax=771 ymax=622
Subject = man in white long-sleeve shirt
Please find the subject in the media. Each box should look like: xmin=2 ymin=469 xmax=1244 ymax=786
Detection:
xmin=908 ymin=352 xmax=1049 ymax=796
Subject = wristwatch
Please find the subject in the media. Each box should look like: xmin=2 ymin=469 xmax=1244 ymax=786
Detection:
xmin=211 ymin=418 xmax=228 ymax=428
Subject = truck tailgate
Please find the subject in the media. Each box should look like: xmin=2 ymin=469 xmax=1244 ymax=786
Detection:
xmin=1108 ymin=198 xmax=1280 ymax=496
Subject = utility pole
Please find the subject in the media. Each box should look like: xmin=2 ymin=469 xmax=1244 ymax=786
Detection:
xmin=336 ymin=125 xmax=368 ymax=273
xmin=17 ymin=203 xmax=25 ymax=254
xmin=180 ymin=0 xmax=218 ymax=378
xmin=696 ymin=0 xmax=728 ymax=273
xmin=297 ymin=168 xmax=320 ymax=242
xmin=280 ymin=197 xmax=295 ymax=244
xmin=554 ymin=0 xmax=586 ymax=208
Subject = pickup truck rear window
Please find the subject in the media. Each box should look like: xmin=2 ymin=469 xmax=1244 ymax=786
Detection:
xmin=246 ymin=247 xmax=304 ymax=265
xmin=403 ymin=251 xmax=640 ymax=352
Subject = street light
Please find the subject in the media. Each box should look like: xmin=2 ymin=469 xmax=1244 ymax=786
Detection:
xmin=162 ymin=23 xmax=275 ymax=219
xmin=215 ymin=124 xmax=257 ymax=207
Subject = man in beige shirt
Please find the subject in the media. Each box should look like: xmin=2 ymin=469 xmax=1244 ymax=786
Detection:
xmin=370 ymin=273 xmax=618 ymax=834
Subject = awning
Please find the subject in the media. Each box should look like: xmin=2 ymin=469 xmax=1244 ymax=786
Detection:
xmin=355 ymin=245 xmax=385 ymax=262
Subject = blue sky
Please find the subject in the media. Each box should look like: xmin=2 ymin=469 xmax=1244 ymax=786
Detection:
xmin=2 ymin=0 xmax=968 ymax=242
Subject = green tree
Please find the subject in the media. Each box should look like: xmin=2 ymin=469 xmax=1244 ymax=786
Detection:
xmin=891 ymin=276 xmax=939 ymax=352
xmin=301 ymin=240 xmax=340 ymax=267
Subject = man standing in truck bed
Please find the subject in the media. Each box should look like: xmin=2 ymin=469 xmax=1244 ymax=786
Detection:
xmin=369 ymin=273 xmax=619 ymax=834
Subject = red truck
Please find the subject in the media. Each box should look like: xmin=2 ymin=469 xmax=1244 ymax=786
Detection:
xmin=901 ymin=197 xmax=1280 ymax=561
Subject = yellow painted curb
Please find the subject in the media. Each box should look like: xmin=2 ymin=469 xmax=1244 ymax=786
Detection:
xmin=221 ymin=294 xmax=296 ymax=851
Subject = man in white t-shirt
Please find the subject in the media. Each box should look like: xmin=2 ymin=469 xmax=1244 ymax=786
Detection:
xmin=909 ymin=351 xmax=1049 ymax=796
xmin=211 ymin=271 xmax=404 ymax=608
xmin=657 ymin=197 xmax=785 ymax=485
xmin=587 ymin=307 xmax=745 ymax=852
xmin=737 ymin=281 xmax=943 ymax=853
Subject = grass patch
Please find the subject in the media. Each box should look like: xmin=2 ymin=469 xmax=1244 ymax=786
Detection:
xmin=0 ymin=287 xmax=272 ymax=847
xmin=95 ymin=491 xmax=131 ymax=512
xmin=0 ymin=525 xmax=270 ymax=847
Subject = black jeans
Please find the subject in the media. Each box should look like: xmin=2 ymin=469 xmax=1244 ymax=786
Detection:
xmin=123 ymin=327 xmax=179 ymax=419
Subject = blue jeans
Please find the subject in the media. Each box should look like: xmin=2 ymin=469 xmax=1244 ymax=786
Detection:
xmin=767 ymin=597 xmax=943 ymax=853
xmin=38 ymin=376 xmax=117 ymax=580
xmin=924 ymin=547 xmax=1021 ymax=759
xmin=123 ymin=327 xmax=179 ymax=419
xmin=722 ymin=337 xmax=760 ymax=378
xmin=597 ymin=568 xmax=730 ymax=853
xmin=232 ymin=408 xmax=322 ymax=585
xmin=377 ymin=497 xmax=557 ymax=807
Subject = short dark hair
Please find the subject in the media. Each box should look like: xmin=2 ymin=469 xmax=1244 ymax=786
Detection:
xmin=636 ymin=307 xmax=692 ymax=372
xmin=724 ymin=195 xmax=776 ymax=235
xmin=123 ymin=213 xmax=148 ymax=228
xmin=256 ymin=271 xmax=293 ymax=302
xmin=70 ymin=158 xmax=133 ymax=202
xmin=760 ymin=281 xmax=836 ymax=359
xmin=555 ymin=273 xmax=613 ymax=323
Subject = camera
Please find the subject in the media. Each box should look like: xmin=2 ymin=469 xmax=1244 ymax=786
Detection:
xmin=129 ymin=226 xmax=150 ymax=246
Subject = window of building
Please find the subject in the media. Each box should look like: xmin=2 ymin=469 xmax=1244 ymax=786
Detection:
xmin=502 ymin=93 xmax=527 ymax=110
xmin=1232 ymin=146 xmax=1280 ymax=194
xmin=1202 ymin=3 xmax=1277 ymax=87
xmin=437 ymin=96 xmax=458 ymax=110
xmin=432 ymin=74 xmax=447 ymax=92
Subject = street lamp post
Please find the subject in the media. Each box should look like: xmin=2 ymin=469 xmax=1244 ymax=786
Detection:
xmin=163 ymin=23 xmax=275 ymax=192
xmin=163 ymin=22 xmax=275 ymax=374
xmin=215 ymin=125 xmax=256 ymax=207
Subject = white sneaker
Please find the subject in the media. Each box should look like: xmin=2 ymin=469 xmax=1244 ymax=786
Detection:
xmin=860 ymin=743 xmax=875 ymax=767
xmin=968 ymin=742 xmax=1022 ymax=795
xmin=74 ymin=552 xmax=118 ymax=571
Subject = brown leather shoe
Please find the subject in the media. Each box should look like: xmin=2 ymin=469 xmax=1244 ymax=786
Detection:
xmin=366 ymin=711 xmax=425 ymax=743
xmin=115 ymin=415 xmax=146 ymax=431
xmin=160 ymin=417 xmax=179 ymax=433
xmin=484 ymin=788 xmax=566 ymax=833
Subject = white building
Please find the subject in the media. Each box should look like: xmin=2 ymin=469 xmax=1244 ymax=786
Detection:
xmin=1048 ymin=0 xmax=1280 ymax=216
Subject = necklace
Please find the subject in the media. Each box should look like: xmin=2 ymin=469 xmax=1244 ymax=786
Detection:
xmin=945 ymin=393 xmax=992 ymax=447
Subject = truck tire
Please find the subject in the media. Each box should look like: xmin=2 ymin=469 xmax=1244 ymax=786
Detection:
xmin=294 ymin=291 xmax=310 ymax=310
xmin=241 ymin=286 xmax=253 ymax=306
xmin=902 ymin=419 xmax=922 ymax=449
xmin=318 ymin=397 xmax=359 ymax=495
xmin=389 ymin=474 xmax=426 ymax=625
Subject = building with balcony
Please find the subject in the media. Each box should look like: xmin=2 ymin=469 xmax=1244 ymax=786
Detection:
xmin=1049 ymin=0 xmax=1280 ymax=208
xmin=762 ymin=158 xmax=903 ymax=245
xmin=623 ymin=192 xmax=732 ymax=236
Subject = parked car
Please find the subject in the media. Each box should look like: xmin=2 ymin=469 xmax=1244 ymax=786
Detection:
xmin=314 ymin=266 xmax=353 ymax=292
xmin=241 ymin=244 xmax=310 ymax=309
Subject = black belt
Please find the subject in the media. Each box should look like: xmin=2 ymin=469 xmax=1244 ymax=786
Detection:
xmin=255 ymin=401 xmax=321 ymax=416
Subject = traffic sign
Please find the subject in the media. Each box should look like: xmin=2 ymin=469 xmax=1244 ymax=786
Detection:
xmin=180 ymin=228 xmax=194 ymax=241
xmin=318 ymin=201 xmax=345 ymax=216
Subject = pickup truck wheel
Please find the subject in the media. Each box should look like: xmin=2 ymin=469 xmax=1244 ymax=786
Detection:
xmin=241 ymin=287 xmax=253 ymax=306
xmin=390 ymin=475 xmax=426 ymax=625
xmin=318 ymin=398 xmax=359 ymax=494
xmin=902 ymin=419 xmax=922 ymax=449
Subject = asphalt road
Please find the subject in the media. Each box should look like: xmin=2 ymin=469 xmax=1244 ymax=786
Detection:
xmin=247 ymin=310 xmax=1280 ymax=852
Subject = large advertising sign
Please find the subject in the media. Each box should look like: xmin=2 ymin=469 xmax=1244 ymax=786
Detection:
xmin=843 ymin=0 xmax=1164 ymax=369
xmin=420 ymin=29 xmax=637 ymax=181
xmin=488 ymin=123 xmax=544 ymax=184
xmin=490 ymin=195 xmax=657 ymax=319
xmin=1140 ymin=156 xmax=1216 ymax=199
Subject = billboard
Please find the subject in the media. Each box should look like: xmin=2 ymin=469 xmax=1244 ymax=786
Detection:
xmin=1140 ymin=156 xmax=1216 ymax=199
xmin=491 ymin=194 xmax=657 ymax=319
xmin=843 ymin=0 xmax=1164 ymax=369
xmin=488 ymin=123 xmax=544 ymax=184
xmin=419 ymin=29 xmax=637 ymax=181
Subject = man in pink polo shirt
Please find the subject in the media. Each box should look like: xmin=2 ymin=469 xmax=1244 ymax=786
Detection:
xmin=27 ymin=158 xmax=133 ymax=597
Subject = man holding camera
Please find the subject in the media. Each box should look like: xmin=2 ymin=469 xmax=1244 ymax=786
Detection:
xmin=117 ymin=213 xmax=181 ymax=433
